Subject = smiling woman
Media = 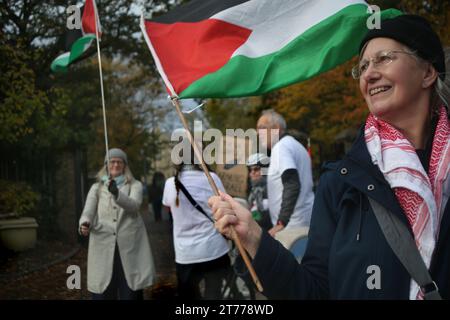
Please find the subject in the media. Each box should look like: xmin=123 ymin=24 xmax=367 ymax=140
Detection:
xmin=78 ymin=148 xmax=156 ymax=300
xmin=208 ymin=14 xmax=450 ymax=300
xmin=359 ymin=37 xmax=437 ymax=139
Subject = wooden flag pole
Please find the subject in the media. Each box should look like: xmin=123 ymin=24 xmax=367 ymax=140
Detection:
xmin=93 ymin=1 xmax=110 ymax=169
xmin=170 ymin=96 xmax=263 ymax=293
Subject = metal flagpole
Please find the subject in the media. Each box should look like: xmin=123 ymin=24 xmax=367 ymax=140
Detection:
xmin=170 ymin=96 xmax=263 ymax=293
xmin=93 ymin=1 xmax=110 ymax=171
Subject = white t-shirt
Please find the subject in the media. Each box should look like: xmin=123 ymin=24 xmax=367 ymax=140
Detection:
xmin=162 ymin=170 xmax=229 ymax=264
xmin=267 ymin=135 xmax=314 ymax=229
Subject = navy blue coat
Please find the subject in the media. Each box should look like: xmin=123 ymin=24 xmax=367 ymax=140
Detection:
xmin=253 ymin=128 xmax=450 ymax=299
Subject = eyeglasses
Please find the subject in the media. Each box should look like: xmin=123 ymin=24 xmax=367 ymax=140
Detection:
xmin=109 ymin=160 xmax=124 ymax=166
xmin=351 ymin=50 xmax=417 ymax=79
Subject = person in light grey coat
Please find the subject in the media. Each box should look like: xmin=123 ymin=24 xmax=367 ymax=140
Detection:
xmin=79 ymin=148 xmax=155 ymax=300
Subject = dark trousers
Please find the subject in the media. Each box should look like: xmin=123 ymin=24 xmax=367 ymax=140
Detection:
xmin=152 ymin=201 xmax=162 ymax=221
xmin=91 ymin=244 xmax=143 ymax=300
xmin=176 ymin=254 xmax=230 ymax=300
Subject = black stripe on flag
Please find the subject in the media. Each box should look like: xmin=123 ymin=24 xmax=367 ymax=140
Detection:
xmin=152 ymin=0 xmax=250 ymax=24
xmin=65 ymin=29 xmax=83 ymax=51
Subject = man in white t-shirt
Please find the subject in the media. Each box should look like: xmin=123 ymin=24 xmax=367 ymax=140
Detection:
xmin=256 ymin=109 xmax=314 ymax=237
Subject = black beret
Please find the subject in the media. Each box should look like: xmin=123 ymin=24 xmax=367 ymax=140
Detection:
xmin=359 ymin=14 xmax=445 ymax=80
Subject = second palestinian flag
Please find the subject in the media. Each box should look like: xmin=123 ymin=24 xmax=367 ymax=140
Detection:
xmin=51 ymin=0 xmax=101 ymax=72
xmin=141 ymin=0 xmax=401 ymax=99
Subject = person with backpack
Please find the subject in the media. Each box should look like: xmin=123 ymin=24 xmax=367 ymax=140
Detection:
xmin=162 ymin=154 xmax=230 ymax=299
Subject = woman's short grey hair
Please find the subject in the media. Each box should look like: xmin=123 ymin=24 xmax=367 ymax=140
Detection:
xmin=434 ymin=47 xmax=450 ymax=110
xmin=261 ymin=109 xmax=287 ymax=130
xmin=96 ymin=165 xmax=135 ymax=184
xmin=407 ymin=46 xmax=450 ymax=112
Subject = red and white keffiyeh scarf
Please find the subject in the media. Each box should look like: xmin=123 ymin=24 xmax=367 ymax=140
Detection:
xmin=364 ymin=106 xmax=450 ymax=300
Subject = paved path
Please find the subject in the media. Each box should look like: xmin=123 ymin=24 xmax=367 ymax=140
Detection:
xmin=0 ymin=204 xmax=266 ymax=300
xmin=0 ymin=204 xmax=178 ymax=299
xmin=142 ymin=206 xmax=177 ymax=299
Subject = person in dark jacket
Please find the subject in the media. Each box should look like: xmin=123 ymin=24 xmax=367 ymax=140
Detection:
xmin=208 ymin=14 xmax=450 ymax=299
xmin=148 ymin=171 xmax=165 ymax=221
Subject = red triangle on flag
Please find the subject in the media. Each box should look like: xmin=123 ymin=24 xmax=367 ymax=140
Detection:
xmin=144 ymin=19 xmax=251 ymax=95
xmin=82 ymin=0 xmax=101 ymax=37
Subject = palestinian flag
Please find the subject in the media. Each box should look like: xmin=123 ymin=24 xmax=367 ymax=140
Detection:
xmin=141 ymin=0 xmax=401 ymax=99
xmin=51 ymin=0 xmax=101 ymax=72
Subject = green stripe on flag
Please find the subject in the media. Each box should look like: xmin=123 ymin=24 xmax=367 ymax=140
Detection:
xmin=51 ymin=34 xmax=96 ymax=72
xmin=179 ymin=5 xmax=402 ymax=99
xmin=51 ymin=52 xmax=70 ymax=72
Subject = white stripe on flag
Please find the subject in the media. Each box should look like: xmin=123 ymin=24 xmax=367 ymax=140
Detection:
xmin=56 ymin=52 xmax=71 ymax=60
xmin=211 ymin=0 xmax=368 ymax=58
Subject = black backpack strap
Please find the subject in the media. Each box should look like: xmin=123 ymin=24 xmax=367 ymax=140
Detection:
xmin=368 ymin=197 xmax=441 ymax=300
xmin=175 ymin=179 xmax=214 ymax=223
